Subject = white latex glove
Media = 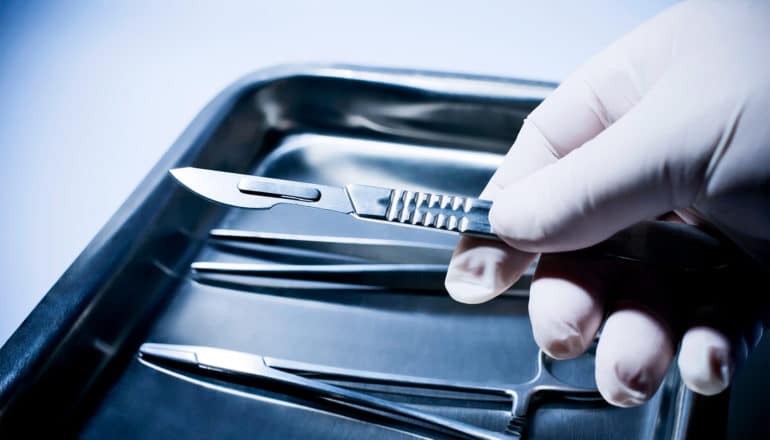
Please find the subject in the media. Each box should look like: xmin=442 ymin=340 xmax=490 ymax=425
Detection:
xmin=446 ymin=0 xmax=770 ymax=407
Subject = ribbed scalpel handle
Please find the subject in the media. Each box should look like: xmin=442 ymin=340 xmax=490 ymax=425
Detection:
xmin=345 ymin=184 xmax=495 ymax=239
xmin=344 ymin=183 xmax=732 ymax=272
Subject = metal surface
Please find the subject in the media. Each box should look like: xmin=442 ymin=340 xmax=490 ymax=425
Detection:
xmin=174 ymin=167 xmax=731 ymax=272
xmin=191 ymin=262 xmax=452 ymax=291
xmin=169 ymin=168 xmax=355 ymax=213
xmin=347 ymin=184 xmax=493 ymax=237
xmin=0 ymin=65 xmax=726 ymax=438
xmin=170 ymin=167 xmax=494 ymax=237
xmin=238 ymin=176 xmax=322 ymax=202
xmin=208 ymin=230 xmax=456 ymax=264
xmin=139 ymin=343 xmax=601 ymax=438
xmin=196 ymin=231 xmax=534 ymax=293
xmin=263 ymin=349 xmax=600 ymax=436
xmin=190 ymin=261 xmax=531 ymax=294
xmin=140 ymin=343 xmax=509 ymax=439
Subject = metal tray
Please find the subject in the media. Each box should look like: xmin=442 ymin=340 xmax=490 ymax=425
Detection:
xmin=0 ymin=65 xmax=728 ymax=438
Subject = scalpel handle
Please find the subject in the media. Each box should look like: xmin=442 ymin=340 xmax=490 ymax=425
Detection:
xmin=345 ymin=184 xmax=729 ymax=272
xmin=346 ymin=184 xmax=494 ymax=238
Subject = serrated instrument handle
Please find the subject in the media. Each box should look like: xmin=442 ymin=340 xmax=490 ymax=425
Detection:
xmin=346 ymin=184 xmax=494 ymax=238
xmin=345 ymin=183 xmax=731 ymax=272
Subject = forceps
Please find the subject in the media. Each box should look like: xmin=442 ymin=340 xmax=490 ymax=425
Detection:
xmin=139 ymin=343 xmax=601 ymax=439
xmin=209 ymin=229 xmax=457 ymax=264
xmin=170 ymin=167 xmax=729 ymax=272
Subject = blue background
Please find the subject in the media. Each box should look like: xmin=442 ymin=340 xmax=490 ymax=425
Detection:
xmin=0 ymin=0 xmax=677 ymax=346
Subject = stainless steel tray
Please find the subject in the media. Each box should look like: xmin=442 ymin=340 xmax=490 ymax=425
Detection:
xmin=0 ymin=65 xmax=728 ymax=438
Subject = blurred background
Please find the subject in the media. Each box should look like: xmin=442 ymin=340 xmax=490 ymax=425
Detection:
xmin=0 ymin=0 xmax=679 ymax=345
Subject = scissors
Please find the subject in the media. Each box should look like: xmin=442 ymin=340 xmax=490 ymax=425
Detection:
xmin=170 ymin=167 xmax=730 ymax=273
xmin=139 ymin=343 xmax=602 ymax=439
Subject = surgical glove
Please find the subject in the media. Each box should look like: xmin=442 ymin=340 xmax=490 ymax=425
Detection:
xmin=445 ymin=0 xmax=770 ymax=406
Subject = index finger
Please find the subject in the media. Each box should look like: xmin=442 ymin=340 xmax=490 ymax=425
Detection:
xmin=445 ymin=2 xmax=680 ymax=303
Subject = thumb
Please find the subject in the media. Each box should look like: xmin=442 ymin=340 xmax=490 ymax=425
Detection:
xmin=489 ymin=65 xmax=722 ymax=253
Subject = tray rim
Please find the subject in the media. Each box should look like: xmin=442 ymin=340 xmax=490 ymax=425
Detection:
xmin=0 ymin=63 xmax=726 ymax=439
xmin=0 ymin=63 xmax=556 ymax=414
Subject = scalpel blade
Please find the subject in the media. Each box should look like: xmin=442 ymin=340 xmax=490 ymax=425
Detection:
xmin=170 ymin=167 xmax=494 ymax=238
xmin=170 ymin=167 xmax=355 ymax=214
xmin=170 ymin=167 xmax=730 ymax=271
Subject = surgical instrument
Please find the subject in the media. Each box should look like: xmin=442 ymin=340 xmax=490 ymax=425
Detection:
xmin=191 ymin=261 xmax=531 ymax=293
xmin=209 ymin=230 xmax=457 ymax=264
xmin=170 ymin=167 xmax=730 ymax=272
xmin=139 ymin=343 xmax=601 ymax=439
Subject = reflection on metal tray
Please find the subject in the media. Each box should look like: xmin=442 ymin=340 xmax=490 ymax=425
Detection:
xmin=137 ymin=342 xmax=602 ymax=439
xmin=0 ymin=65 xmax=728 ymax=438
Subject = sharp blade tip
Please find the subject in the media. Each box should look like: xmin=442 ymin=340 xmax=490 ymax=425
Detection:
xmin=169 ymin=167 xmax=194 ymax=179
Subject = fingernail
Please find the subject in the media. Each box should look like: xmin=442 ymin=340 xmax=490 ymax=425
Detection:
xmin=709 ymin=345 xmax=733 ymax=393
xmin=680 ymin=345 xmax=731 ymax=396
xmin=677 ymin=329 xmax=733 ymax=396
xmin=445 ymin=247 xmax=507 ymax=304
xmin=718 ymin=355 xmax=732 ymax=387
xmin=597 ymin=363 xmax=654 ymax=407
xmin=608 ymin=382 xmax=650 ymax=407
xmin=538 ymin=320 xmax=584 ymax=359
xmin=528 ymin=277 xmax=601 ymax=360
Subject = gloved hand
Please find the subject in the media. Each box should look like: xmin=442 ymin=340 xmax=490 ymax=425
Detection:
xmin=445 ymin=0 xmax=770 ymax=406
